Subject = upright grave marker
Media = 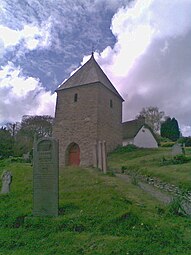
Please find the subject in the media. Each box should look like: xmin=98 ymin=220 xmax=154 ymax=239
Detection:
xmin=172 ymin=143 xmax=183 ymax=156
xmin=1 ymin=171 xmax=12 ymax=194
xmin=33 ymin=138 xmax=59 ymax=216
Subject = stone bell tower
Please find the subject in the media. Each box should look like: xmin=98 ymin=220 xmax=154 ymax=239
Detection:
xmin=53 ymin=54 xmax=124 ymax=167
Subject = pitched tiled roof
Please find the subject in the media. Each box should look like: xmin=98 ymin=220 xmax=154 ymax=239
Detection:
xmin=56 ymin=54 xmax=124 ymax=100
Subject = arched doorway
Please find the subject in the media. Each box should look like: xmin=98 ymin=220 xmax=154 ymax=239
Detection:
xmin=66 ymin=143 xmax=80 ymax=166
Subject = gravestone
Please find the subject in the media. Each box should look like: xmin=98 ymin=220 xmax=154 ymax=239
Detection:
xmin=1 ymin=171 xmax=12 ymax=194
xmin=172 ymin=143 xmax=183 ymax=156
xmin=33 ymin=137 xmax=59 ymax=216
xmin=23 ymin=152 xmax=30 ymax=162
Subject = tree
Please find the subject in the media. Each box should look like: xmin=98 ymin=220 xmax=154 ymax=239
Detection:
xmin=5 ymin=122 xmax=21 ymax=139
xmin=19 ymin=115 xmax=53 ymax=139
xmin=0 ymin=127 xmax=14 ymax=158
xmin=161 ymin=117 xmax=180 ymax=141
xmin=136 ymin=106 xmax=165 ymax=133
xmin=15 ymin=115 xmax=54 ymax=155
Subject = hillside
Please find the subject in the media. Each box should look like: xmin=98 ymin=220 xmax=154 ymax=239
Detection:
xmin=108 ymin=146 xmax=191 ymax=191
xmin=0 ymin=148 xmax=191 ymax=254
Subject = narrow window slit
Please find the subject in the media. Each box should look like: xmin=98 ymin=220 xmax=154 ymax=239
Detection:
xmin=74 ymin=93 xmax=78 ymax=102
xmin=110 ymin=99 xmax=113 ymax=108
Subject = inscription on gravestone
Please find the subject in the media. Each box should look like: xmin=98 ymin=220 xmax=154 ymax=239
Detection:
xmin=33 ymin=138 xmax=59 ymax=216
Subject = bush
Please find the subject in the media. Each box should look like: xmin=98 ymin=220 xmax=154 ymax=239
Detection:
xmin=114 ymin=145 xmax=138 ymax=153
xmin=161 ymin=154 xmax=191 ymax=166
xmin=173 ymin=154 xmax=191 ymax=164
xmin=167 ymin=194 xmax=187 ymax=216
xmin=160 ymin=142 xmax=175 ymax=147
xmin=10 ymin=157 xmax=25 ymax=163
xmin=159 ymin=137 xmax=173 ymax=143
xmin=177 ymin=137 xmax=191 ymax=147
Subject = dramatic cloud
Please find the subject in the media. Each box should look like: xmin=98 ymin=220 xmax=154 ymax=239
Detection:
xmin=0 ymin=62 xmax=56 ymax=124
xmin=1 ymin=0 xmax=191 ymax=136
xmin=0 ymin=0 xmax=129 ymax=125
xmin=91 ymin=0 xmax=191 ymax=135
xmin=0 ymin=21 xmax=52 ymax=55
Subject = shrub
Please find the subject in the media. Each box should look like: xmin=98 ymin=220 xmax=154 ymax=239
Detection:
xmin=172 ymin=154 xmax=191 ymax=164
xmin=160 ymin=142 xmax=175 ymax=147
xmin=178 ymin=137 xmax=191 ymax=147
xmin=114 ymin=145 xmax=138 ymax=153
xmin=167 ymin=194 xmax=187 ymax=216
xmin=160 ymin=154 xmax=191 ymax=166
xmin=10 ymin=157 xmax=25 ymax=163
xmin=159 ymin=137 xmax=173 ymax=143
xmin=121 ymin=166 xmax=128 ymax=172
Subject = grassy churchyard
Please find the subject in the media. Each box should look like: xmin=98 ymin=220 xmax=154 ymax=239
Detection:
xmin=0 ymin=147 xmax=191 ymax=255
xmin=108 ymin=146 xmax=191 ymax=191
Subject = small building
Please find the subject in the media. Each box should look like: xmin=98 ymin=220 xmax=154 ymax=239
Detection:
xmin=122 ymin=119 xmax=158 ymax=148
xmin=53 ymin=53 xmax=124 ymax=167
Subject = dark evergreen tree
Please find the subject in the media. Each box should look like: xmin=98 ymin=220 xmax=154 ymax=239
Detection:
xmin=171 ymin=118 xmax=180 ymax=141
xmin=161 ymin=117 xmax=171 ymax=139
xmin=161 ymin=117 xmax=180 ymax=141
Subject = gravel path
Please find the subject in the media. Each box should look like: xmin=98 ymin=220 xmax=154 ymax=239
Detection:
xmin=116 ymin=174 xmax=172 ymax=204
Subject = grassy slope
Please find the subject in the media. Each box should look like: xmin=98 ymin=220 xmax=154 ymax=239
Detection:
xmin=108 ymin=147 xmax=191 ymax=190
xmin=0 ymin=158 xmax=191 ymax=255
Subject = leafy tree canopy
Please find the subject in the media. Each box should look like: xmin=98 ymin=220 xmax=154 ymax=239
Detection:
xmin=19 ymin=115 xmax=53 ymax=139
xmin=0 ymin=127 xmax=14 ymax=157
xmin=3 ymin=115 xmax=54 ymax=157
xmin=136 ymin=106 xmax=165 ymax=133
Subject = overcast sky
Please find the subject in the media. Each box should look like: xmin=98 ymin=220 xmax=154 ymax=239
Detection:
xmin=0 ymin=0 xmax=191 ymax=136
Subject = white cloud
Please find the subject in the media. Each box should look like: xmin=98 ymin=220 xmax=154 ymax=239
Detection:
xmin=1 ymin=0 xmax=191 ymax=137
xmin=92 ymin=0 xmax=191 ymax=136
xmin=0 ymin=18 xmax=52 ymax=55
xmin=0 ymin=62 xmax=56 ymax=124
xmin=181 ymin=125 xmax=191 ymax=137
xmin=106 ymin=0 xmax=191 ymax=78
xmin=0 ymin=25 xmax=21 ymax=47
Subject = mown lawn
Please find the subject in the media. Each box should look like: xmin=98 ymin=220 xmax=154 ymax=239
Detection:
xmin=108 ymin=147 xmax=191 ymax=190
xmin=0 ymin=158 xmax=191 ymax=255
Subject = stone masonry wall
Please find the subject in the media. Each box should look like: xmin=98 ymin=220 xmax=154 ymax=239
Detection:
xmin=97 ymin=85 xmax=123 ymax=153
xmin=53 ymin=83 xmax=99 ymax=166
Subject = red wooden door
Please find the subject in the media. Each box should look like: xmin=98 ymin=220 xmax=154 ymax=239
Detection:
xmin=68 ymin=144 xmax=80 ymax=166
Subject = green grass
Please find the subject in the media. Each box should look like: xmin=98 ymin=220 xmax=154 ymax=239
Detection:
xmin=0 ymin=158 xmax=191 ymax=254
xmin=108 ymin=147 xmax=191 ymax=190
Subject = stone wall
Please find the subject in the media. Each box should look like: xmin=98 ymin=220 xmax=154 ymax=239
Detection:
xmin=53 ymin=83 xmax=98 ymax=166
xmin=121 ymin=169 xmax=191 ymax=214
xmin=97 ymin=85 xmax=123 ymax=152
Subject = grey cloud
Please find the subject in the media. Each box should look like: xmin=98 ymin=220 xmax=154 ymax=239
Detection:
xmin=122 ymin=30 xmax=191 ymax=132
